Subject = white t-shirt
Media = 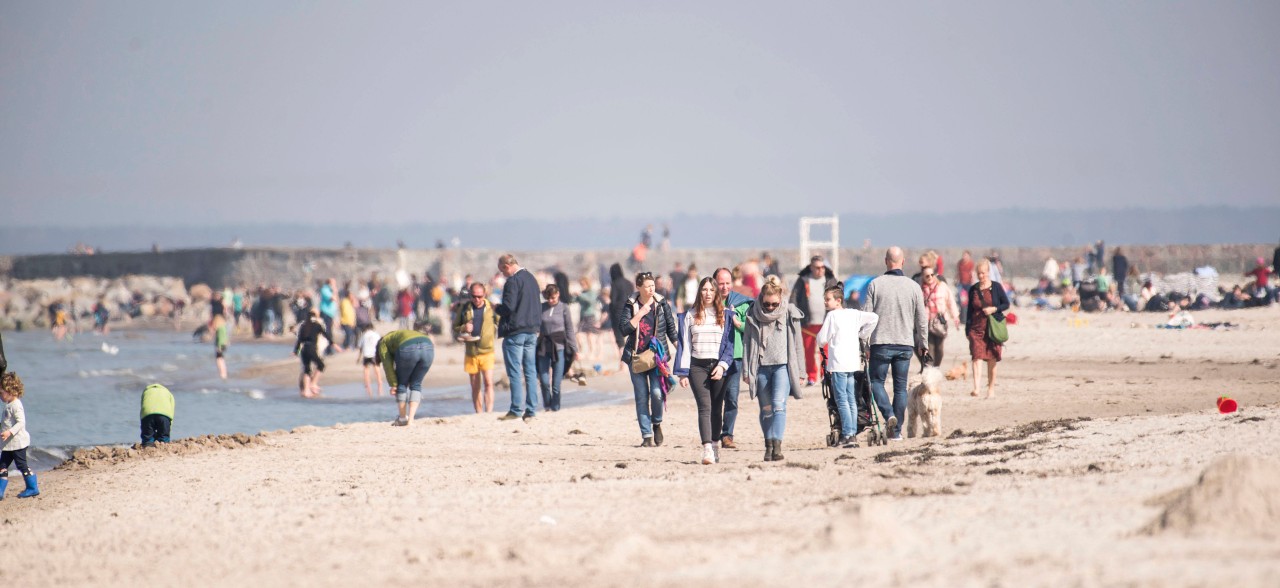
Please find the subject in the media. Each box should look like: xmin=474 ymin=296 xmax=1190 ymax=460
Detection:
xmin=816 ymin=308 xmax=879 ymax=373
xmin=359 ymin=330 xmax=381 ymax=359
xmin=806 ymin=277 xmax=826 ymax=325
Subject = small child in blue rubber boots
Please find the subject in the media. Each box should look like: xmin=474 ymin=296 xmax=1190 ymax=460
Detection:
xmin=1 ymin=371 xmax=39 ymax=499
xmin=140 ymin=383 xmax=175 ymax=448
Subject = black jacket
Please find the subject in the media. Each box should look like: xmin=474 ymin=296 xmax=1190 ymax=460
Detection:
xmin=791 ymin=265 xmax=838 ymax=321
xmin=967 ymin=282 xmax=1011 ymax=322
xmin=496 ymin=268 xmax=542 ymax=337
xmin=618 ymin=293 xmax=678 ymax=365
xmin=608 ymin=263 xmax=635 ymax=336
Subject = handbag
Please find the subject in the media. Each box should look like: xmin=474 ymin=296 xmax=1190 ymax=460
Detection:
xmin=987 ymin=315 xmax=1009 ymax=344
xmin=929 ymin=314 xmax=948 ymax=337
xmin=630 ymin=302 xmax=658 ymax=372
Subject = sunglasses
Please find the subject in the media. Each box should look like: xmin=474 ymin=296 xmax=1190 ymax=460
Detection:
xmin=637 ymin=272 xmax=654 ymax=280
xmin=761 ymin=301 xmax=780 ymax=310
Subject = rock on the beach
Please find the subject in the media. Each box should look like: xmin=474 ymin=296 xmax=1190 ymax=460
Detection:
xmin=1143 ymin=453 xmax=1280 ymax=539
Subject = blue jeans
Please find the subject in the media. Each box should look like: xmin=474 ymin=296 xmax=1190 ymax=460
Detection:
xmin=503 ymin=332 xmax=540 ymax=417
xmin=756 ymin=364 xmax=789 ymax=440
xmin=537 ymin=347 xmax=565 ymax=411
xmin=394 ymin=340 xmax=434 ymax=403
xmin=721 ymin=359 xmax=742 ymax=438
xmin=869 ymin=344 xmax=912 ymax=437
xmin=830 ymin=371 xmax=859 ymax=438
xmin=629 ymin=368 xmax=664 ymax=438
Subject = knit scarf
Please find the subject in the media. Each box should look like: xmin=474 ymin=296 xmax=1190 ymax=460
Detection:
xmin=750 ymin=299 xmax=789 ymax=352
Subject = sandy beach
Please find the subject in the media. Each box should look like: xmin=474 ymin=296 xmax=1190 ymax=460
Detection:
xmin=4 ymin=305 xmax=1280 ymax=586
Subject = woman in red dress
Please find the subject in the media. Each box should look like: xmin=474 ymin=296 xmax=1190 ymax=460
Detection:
xmin=966 ymin=259 xmax=1010 ymax=398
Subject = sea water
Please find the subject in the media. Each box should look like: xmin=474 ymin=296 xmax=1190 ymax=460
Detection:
xmin=2 ymin=328 xmax=619 ymax=470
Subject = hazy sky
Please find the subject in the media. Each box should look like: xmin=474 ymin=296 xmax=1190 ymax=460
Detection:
xmin=2 ymin=1 xmax=1277 ymax=227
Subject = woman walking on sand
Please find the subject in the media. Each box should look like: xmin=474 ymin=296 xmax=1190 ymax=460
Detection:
xmin=742 ymin=277 xmax=805 ymax=462
xmin=967 ymin=259 xmax=1010 ymax=398
xmin=920 ymin=266 xmax=960 ymax=367
xmin=619 ymin=272 xmax=678 ymax=447
xmin=537 ymin=284 xmax=577 ymax=412
xmin=675 ymin=277 xmax=736 ymax=465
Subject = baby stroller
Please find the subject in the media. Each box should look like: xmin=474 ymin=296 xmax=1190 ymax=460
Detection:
xmin=821 ymin=345 xmax=889 ymax=447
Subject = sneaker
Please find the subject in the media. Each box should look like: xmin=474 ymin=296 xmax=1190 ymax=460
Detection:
xmin=498 ymin=412 xmax=521 ymax=421
xmin=805 ymin=379 xmax=817 ymax=387
xmin=391 ymin=417 xmax=407 ymax=427
xmin=842 ymin=437 xmax=860 ymax=448
xmin=720 ymin=435 xmax=736 ymax=449
xmin=653 ymin=424 xmax=664 ymax=446
xmin=890 ymin=435 xmax=904 ymax=442
xmin=712 ymin=443 xmax=721 ymax=462
xmin=701 ymin=444 xmax=715 ymax=465
xmin=885 ymin=416 xmax=898 ymax=439
xmin=641 ymin=437 xmax=655 ymax=448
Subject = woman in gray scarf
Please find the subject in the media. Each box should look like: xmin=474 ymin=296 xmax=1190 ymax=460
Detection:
xmin=742 ymin=277 xmax=806 ymax=461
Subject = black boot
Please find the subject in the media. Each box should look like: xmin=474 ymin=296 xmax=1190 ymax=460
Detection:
xmin=771 ymin=439 xmax=785 ymax=461
xmin=763 ymin=438 xmax=774 ymax=462
xmin=653 ymin=424 xmax=664 ymax=447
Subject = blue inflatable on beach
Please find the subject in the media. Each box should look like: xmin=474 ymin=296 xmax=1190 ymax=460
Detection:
xmin=843 ymin=275 xmax=874 ymax=305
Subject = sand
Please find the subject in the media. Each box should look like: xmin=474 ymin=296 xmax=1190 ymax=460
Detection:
xmin=3 ymin=305 xmax=1280 ymax=586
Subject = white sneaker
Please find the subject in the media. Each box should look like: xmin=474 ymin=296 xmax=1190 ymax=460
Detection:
xmin=701 ymin=443 xmax=716 ymax=465
xmin=712 ymin=443 xmax=721 ymax=463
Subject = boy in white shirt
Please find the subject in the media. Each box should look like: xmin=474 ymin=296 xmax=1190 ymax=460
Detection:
xmin=816 ymin=286 xmax=879 ymax=448
xmin=357 ymin=327 xmax=385 ymax=397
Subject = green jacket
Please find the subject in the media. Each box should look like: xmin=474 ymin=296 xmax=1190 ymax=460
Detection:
xmin=452 ymin=301 xmax=496 ymax=356
xmin=377 ymin=330 xmax=430 ymax=389
xmin=140 ymin=384 xmax=175 ymax=420
xmin=730 ymin=300 xmax=749 ymax=359
xmin=215 ymin=324 xmax=229 ymax=348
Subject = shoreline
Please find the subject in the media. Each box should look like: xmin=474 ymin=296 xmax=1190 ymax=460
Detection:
xmin=3 ymin=305 xmax=1279 ymax=585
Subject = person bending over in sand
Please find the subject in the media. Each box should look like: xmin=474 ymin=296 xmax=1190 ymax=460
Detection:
xmin=378 ymin=324 xmax=435 ymax=427
xmin=140 ymin=383 xmax=175 ymax=447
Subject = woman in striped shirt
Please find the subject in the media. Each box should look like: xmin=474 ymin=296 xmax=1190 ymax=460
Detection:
xmin=675 ymin=277 xmax=735 ymax=465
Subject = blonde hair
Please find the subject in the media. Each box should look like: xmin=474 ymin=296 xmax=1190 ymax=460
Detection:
xmin=976 ymin=258 xmax=992 ymax=273
xmin=760 ymin=275 xmax=785 ymax=299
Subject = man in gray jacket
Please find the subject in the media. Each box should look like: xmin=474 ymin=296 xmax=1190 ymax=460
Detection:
xmin=865 ymin=246 xmax=927 ymax=441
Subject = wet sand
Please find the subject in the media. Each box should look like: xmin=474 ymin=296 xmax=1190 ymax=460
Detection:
xmin=4 ymin=306 xmax=1280 ymax=586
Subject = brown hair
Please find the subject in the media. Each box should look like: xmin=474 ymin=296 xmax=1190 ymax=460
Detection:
xmin=1 ymin=372 xmax=24 ymax=399
xmin=497 ymin=254 xmax=518 ymax=267
xmin=542 ymin=284 xmax=559 ymax=298
xmin=691 ymin=277 xmax=724 ymax=327
xmin=634 ymin=271 xmax=655 ymax=288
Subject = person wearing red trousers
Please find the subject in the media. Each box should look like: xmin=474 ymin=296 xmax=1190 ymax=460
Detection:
xmin=790 ymin=255 xmax=838 ymax=386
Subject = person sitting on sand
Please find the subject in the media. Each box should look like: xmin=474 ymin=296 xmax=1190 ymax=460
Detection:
xmin=1 ymin=371 xmax=39 ymax=499
xmin=293 ymin=308 xmax=332 ymax=398
xmin=377 ymin=324 xmax=435 ymax=427
xmin=140 ymin=383 xmax=175 ymax=447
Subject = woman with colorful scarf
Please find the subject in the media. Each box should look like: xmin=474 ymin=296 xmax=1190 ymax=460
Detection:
xmin=619 ymin=271 xmax=679 ymax=447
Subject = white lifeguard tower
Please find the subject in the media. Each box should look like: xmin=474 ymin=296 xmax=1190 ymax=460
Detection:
xmin=799 ymin=215 xmax=839 ymax=275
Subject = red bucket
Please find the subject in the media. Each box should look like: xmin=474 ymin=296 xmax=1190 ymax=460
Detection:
xmin=1217 ymin=396 xmax=1238 ymax=414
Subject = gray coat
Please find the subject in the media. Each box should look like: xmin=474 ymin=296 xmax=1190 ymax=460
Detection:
xmin=742 ymin=303 xmax=806 ymax=400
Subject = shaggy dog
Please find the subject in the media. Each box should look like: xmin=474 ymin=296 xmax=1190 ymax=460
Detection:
xmin=907 ymin=366 xmax=944 ymax=438
xmin=944 ymin=361 xmax=968 ymax=381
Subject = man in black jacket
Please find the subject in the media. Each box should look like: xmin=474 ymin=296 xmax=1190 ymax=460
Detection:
xmin=495 ymin=254 xmax=543 ymax=422
xmin=791 ymin=255 xmax=838 ymax=386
